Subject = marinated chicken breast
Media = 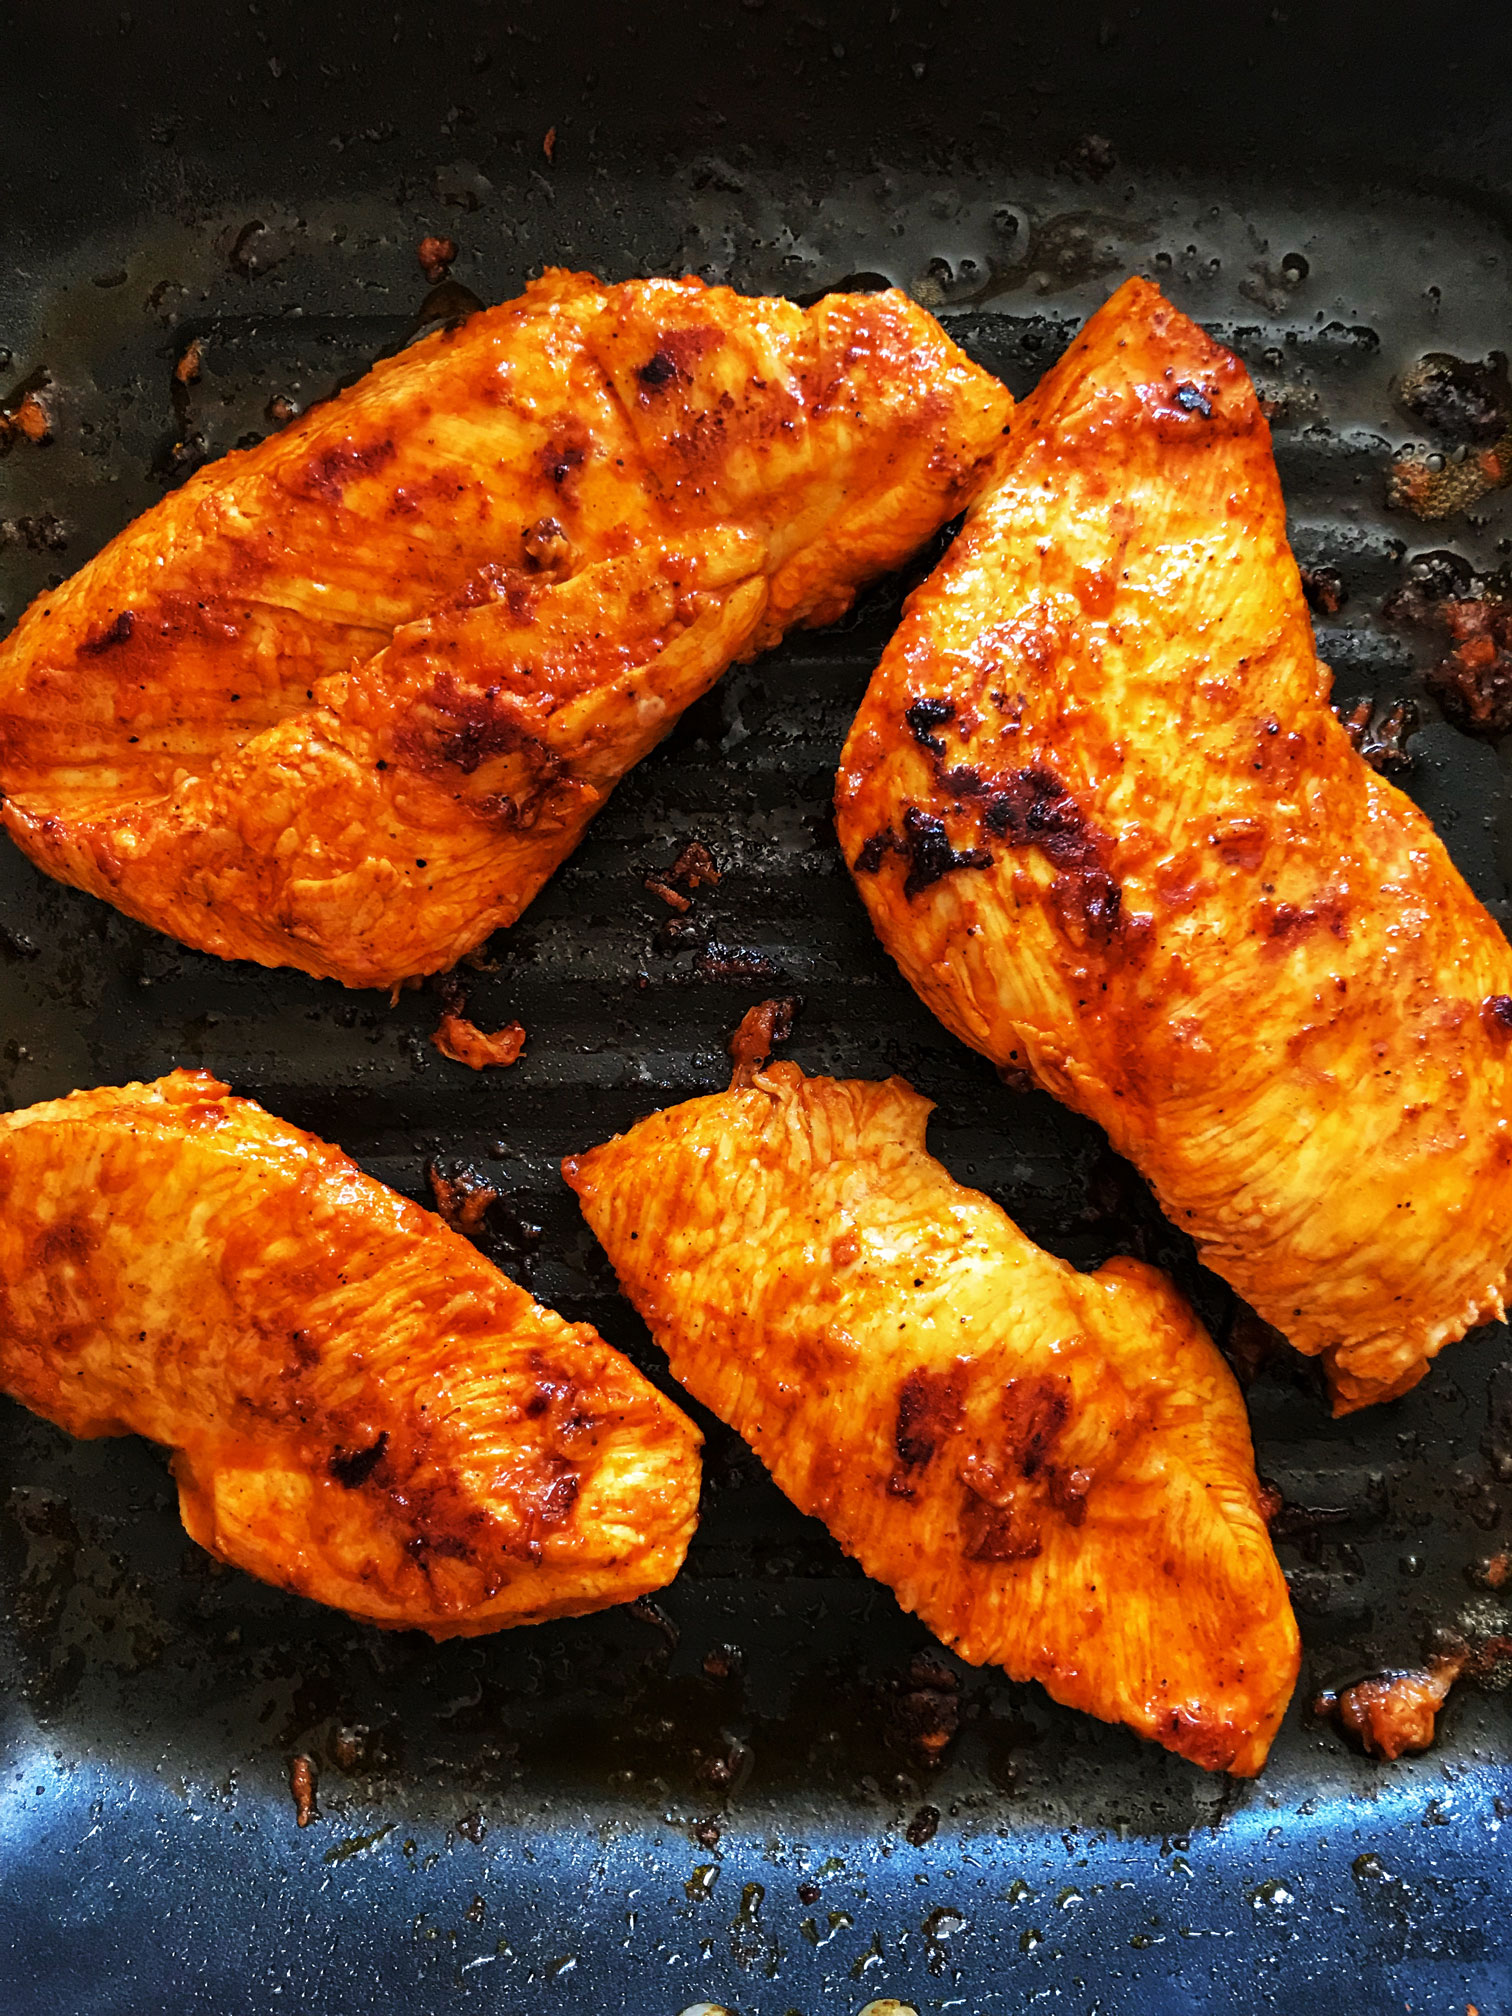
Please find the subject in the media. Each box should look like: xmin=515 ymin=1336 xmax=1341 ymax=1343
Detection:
xmin=0 ymin=1070 xmax=699 ymax=1633
xmin=0 ymin=271 xmax=1010 ymax=988
xmin=565 ymin=1055 xmax=1299 ymax=1773
xmin=837 ymin=276 xmax=1512 ymax=1413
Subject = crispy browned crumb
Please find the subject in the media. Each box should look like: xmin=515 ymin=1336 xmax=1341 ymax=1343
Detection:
xmin=1314 ymin=1653 xmax=1464 ymax=1760
xmin=431 ymin=1010 xmax=526 ymax=1070
xmin=290 ymin=1753 xmax=318 ymax=1827
xmin=727 ymin=997 xmax=798 ymax=1087
xmin=542 ymin=125 xmax=557 ymax=162
xmin=647 ymin=840 xmax=722 ymax=913
xmin=645 ymin=875 xmax=690 ymax=912
xmin=3 ymin=392 xmax=51 ymax=446
xmin=174 ymin=338 xmax=203 ymax=386
xmin=418 ymin=234 xmax=458 ymax=284
xmin=427 ymin=1161 xmax=499 ymax=1237
xmin=1335 ymin=696 xmax=1419 ymax=774
xmin=671 ymin=840 xmax=721 ymax=890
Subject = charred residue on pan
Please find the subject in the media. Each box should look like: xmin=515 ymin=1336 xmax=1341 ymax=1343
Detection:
xmin=1384 ymin=549 xmax=1512 ymax=738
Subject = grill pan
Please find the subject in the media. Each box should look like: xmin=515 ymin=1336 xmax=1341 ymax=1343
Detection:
xmin=2 ymin=2 xmax=1511 ymax=2008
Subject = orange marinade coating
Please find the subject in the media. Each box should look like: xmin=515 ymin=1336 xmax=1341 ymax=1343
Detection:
xmin=837 ymin=277 xmax=1512 ymax=1412
xmin=0 ymin=1070 xmax=700 ymax=1634
xmin=0 ymin=270 xmax=1011 ymax=989
xmin=566 ymin=1062 xmax=1299 ymax=1774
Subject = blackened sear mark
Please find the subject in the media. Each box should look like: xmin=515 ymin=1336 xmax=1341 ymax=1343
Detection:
xmin=983 ymin=765 xmax=1100 ymax=871
xmin=80 ymin=609 xmax=134 ymax=654
xmin=901 ymin=804 xmax=992 ymax=900
xmin=637 ymin=350 xmax=678 ymax=389
xmin=543 ymin=440 xmax=584 ymax=487
xmin=906 ymin=696 xmax=956 ymax=755
xmin=960 ymin=1488 xmax=1043 ymax=1563
xmin=300 ymin=438 xmax=397 ymax=504
xmin=895 ymin=1374 xmax=939 ymax=1471
xmin=330 ymin=1430 xmax=389 ymax=1489
xmin=943 ymin=763 xmax=985 ymax=796
xmin=1173 ymin=381 xmax=1213 ymax=418
xmin=1485 ymin=995 xmax=1512 ymax=1037
xmin=402 ymin=672 xmax=561 ymax=786
xmin=1001 ymin=1374 xmax=1071 ymax=1479
xmin=889 ymin=1365 xmax=964 ymax=1498
xmin=406 ymin=1531 xmax=473 ymax=1564
xmin=854 ymin=829 xmax=901 ymax=875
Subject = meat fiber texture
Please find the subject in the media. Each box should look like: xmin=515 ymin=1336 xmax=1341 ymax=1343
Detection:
xmin=0 ymin=1070 xmax=700 ymax=1634
xmin=0 ymin=271 xmax=1010 ymax=989
xmin=837 ymin=276 xmax=1512 ymax=1413
xmin=566 ymin=1062 xmax=1298 ymax=1774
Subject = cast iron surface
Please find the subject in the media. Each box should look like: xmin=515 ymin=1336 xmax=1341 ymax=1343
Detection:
xmin=2 ymin=4 xmax=1511 ymax=2010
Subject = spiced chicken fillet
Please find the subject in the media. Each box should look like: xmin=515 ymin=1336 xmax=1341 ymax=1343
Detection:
xmin=0 ymin=271 xmax=1010 ymax=988
xmin=565 ymin=1054 xmax=1299 ymax=1774
xmin=0 ymin=1070 xmax=700 ymax=1633
xmin=837 ymin=276 xmax=1512 ymax=1412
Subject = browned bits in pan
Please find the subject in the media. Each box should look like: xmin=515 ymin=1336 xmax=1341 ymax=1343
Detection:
xmin=418 ymin=234 xmax=458 ymax=282
xmin=1 ymin=388 xmax=52 ymax=447
xmin=727 ymin=996 xmax=798 ymax=1086
xmin=1389 ymin=350 xmax=1512 ymax=522
xmin=670 ymin=840 xmax=721 ymax=890
xmin=1334 ymin=697 xmax=1420 ymax=774
xmin=427 ymin=1160 xmax=500 ymax=1236
xmin=431 ymin=1009 xmax=527 ymax=1069
xmin=1385 ymin=550 xmax=1512 ymax=738
xmin=1300 ymin=564 xmax=1346 ymax=616
xmin=647 ymin=838 xmax=722 ymax=911
xmin=289 ymin=1754 xmax=318 ymax=1827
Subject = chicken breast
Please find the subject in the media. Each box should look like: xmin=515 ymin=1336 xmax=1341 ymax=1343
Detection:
xmin=564 ymin=1054 xmax=1298 ymax=1774
xmin=837 ymin=276 xmax=1512 ymax=1413
xmin=0 ymin=271 xmax=1011 ymax=988
xmin=0 ymin=1069 xmax=700 ymax=1634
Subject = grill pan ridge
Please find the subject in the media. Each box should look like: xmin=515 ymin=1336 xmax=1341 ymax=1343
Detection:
xmin=2 ymin=4 xmax=1511 ymax=2009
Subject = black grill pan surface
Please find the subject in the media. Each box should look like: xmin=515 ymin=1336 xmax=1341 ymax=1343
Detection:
xmin=2 ymin=4 xmax=1511 ymax=2009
